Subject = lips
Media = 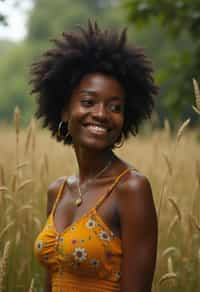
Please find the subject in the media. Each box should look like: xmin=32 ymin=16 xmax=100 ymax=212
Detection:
xmin=83 ymin=123 xmax=110 ymax=135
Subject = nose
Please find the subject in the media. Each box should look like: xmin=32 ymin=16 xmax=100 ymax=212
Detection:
xmin=92 ymin=103 xmax=108 ymax=121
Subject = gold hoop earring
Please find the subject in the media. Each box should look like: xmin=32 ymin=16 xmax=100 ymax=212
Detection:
xmin=114 ymin=133 xmax=124 ymax=148
xmin=57 ymin=121 xmax=70 ymax=139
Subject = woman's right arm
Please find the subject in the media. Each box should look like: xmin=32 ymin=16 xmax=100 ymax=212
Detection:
xmin=44 ymin=177 xmax=66 ymax=292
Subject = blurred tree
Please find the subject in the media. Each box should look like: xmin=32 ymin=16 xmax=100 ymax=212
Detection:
xmin=27 ymin=0 xmax=125 ymax=42
xmin=1 ymin=0 xmax=196 ymax=126
xmin=124 ymin=0 xmax=199 ymax=123
xmin=0 ymin=0 xmax=7 ymax=25
xmin=0 ymin=0 xmax=128 ymax=124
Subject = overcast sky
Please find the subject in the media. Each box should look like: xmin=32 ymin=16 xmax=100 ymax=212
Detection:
xmin=0 ymin=0 xmax=33 ymax=41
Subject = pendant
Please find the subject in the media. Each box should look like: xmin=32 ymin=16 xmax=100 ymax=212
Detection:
xmin=75 ymin=197 xmax=82 ymax=207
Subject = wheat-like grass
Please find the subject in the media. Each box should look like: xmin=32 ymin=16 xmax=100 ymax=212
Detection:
xmin=28 ymin=278 xmax=35 ymax=292
xmin=16 ymin=161 xmax=30 ymax=170
xmin=0 ymin=186 xmax=8 ymax=192
xmin=162 ymin=246 xmax=180 ymax=258
xmin=196 ymin=160 xmax=200 ymax=186
xmin=192 ymin=78 xmax=200 ymax=114
xmin=0 ymin=164 xmax=5 ymax=186
xmin=168 ymin=197 xmax=182 ymax=221
xmin=24 ymin=120 xmax=33 ymax=156
xmin=167 ymin=256 xmax=174 ymax=273
xmin=158 ymin=272 xmax=177 ymax=286
xmin=16 ymin=179 xmax=33 ymax=192
xmin=14 ymin=106 xmax=21 ymax=174
xmin=167 ymin=215 xmax=179 ymax=237
xmin=164 ymin=119 xmax=171 ymax=137
xmin=0 ymin=221 xmax=15 ymax=240
xmin=176 ymin=118 xmax=191 ymax=142
xmin=189 ymin=214 xmax=200 ymax=232
xmin=162 ymin=152 xmax=172 ymax=176
xmin=0 ymin=241 xmax=10 ymax=292
xmin=11 ymin=173 xmax=17 ymax=193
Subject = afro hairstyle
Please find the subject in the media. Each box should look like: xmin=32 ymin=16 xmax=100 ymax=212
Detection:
xmin=30 ymin=21 xmax=158 ymax=145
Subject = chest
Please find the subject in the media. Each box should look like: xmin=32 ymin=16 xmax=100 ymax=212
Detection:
xmin=54 ymin=181 xmax=121 ymax=238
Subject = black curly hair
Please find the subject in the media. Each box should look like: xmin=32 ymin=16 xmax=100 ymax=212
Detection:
xmin=30 ymin=21 xmax=158 ymax=145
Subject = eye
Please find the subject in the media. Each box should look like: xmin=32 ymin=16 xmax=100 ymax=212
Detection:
xmin=109 ymin=103 xmax=124 ymax=113
xmin=80 ymin=98 xmax=94 ymax=107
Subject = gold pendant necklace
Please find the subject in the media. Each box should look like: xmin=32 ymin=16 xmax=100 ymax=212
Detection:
xmin=75 ymin=159 xmax=112 ymax=207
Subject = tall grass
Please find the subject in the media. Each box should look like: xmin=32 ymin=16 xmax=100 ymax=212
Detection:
xmin=0 ymin=80 xmax=199 ymax=291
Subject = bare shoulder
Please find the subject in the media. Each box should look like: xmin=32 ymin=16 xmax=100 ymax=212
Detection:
xmin=117 ymin=169 xmax=152 ymax=199
xmin=46 ymin=176 xmax=67 ymax=216
xmin=116 ymin=169 xmax=157 ymax=222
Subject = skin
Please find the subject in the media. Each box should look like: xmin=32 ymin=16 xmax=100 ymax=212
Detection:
xmin=44 ymin=73 xmax=158 ymax=292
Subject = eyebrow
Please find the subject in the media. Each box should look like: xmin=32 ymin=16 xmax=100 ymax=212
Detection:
xmin=79 ymin=90 xmax=124 ymax=100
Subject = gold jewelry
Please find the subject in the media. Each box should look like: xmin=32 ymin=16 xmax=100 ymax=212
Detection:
xmin=57 ymin=121 xmax=70 ymax=139
xmin=75 ymin=159 xmax=112 ymax=207
xmin=114 ymin=133 xmax=124 ymax=148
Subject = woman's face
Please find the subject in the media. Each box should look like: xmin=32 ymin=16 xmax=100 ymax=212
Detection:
xmin=62 ymin=73 xmax=125 ymax=150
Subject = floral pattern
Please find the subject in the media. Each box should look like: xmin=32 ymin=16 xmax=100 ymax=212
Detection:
xmin=86 ymin=219 xmax=96 ymax=229
xmin=35 ymin=201 xmax=123 ymax=285
xmin=90 ymin=258 xmax=100 ymax=268
xmin=35 ymin=240 xmax=43 ymax=252
xmin=98 ymin=231 xmax=111 ymax=241
xmin=70 ymin=226 xmax=76 ymax=231
xmin=115 ymin=271 xmax=121 ymax=280
xmin=73 ymin=247 xmax=87 ymax=263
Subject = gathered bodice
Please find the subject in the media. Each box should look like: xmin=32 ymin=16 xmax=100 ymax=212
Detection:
xmin=34 ymin=168 xmax=130 ymax=291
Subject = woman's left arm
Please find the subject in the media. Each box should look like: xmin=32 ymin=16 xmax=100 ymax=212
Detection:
xmin=118 ymin=172 xmax=158 ymax=292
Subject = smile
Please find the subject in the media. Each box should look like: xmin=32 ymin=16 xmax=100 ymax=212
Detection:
xmin=85 ymin=125 xmax=109 ymax=135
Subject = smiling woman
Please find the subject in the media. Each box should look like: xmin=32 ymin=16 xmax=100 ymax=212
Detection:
xmin=62 ymin=73 xmax=125 ymax=150
xmin=31 ymin=21 xmax=158 ymax=292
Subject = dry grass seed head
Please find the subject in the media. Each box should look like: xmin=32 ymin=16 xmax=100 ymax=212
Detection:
xmin=168 ymin=197 xmax=182 ymax=221
xmin=176 ymin=118 xmax=191 ymax=142
xmin=164 ymin=119 xmax=171 ymax=138
xmin=189 ymin=214 xmax=200 ymax=232
xmin=14 ymin=106 xmax=20 ymax=136
xmin=167 ymin=256 xmax=174 ymax=273
xmin=162 ymin=153 xmax=173 ymax=176
xmin=196 ymin=160 xmax=200 ymax=186
xmin=162 ymin=246 xmax=180 ymax=258
xmin=158 ymin=272 xmax=177 ymax=286
xmin=167 ymin=215 xmax=179 ymax=238
xmin=16 ymin=179 xmax=33 ymax=192
xmin=0 ymin=241 xmax=11 ymax=292
xmin=16 ymin=161 xmax=30 ymax=170
xmin=192 ymin=78 xmax=200 ymax=112
xmin=0 ymin=221 xmax=15 ymax=240
xmin=24 ymin=121 xmax=33 ymax=156
xmin=0 ymin=165 xmax=5 ymax=186
xmin=28 ymin=278 xmax=35 ymax=292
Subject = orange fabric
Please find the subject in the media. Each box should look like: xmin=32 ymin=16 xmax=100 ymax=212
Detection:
xmin=34 ymin=168 xmax=130 ymax=291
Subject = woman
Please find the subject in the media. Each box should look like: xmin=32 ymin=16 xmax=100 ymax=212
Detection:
xmin=32 ymin=21 xmax=158 ymax=292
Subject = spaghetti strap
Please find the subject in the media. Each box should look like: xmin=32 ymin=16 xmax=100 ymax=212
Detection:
xmin=95 ymin=167 xmax=130 ymax=210
xmin=51 ymin=177 xmax=67 ymax=215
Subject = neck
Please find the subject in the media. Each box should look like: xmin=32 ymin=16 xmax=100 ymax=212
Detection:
xmin=73 ymin=146 xmax=115 ymax=183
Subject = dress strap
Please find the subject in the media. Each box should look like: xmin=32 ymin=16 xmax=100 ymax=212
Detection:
xmin=95 ymin=167 xmax=130 ymax=210
xmin=51 ymin=177 xmax=67 ymax=215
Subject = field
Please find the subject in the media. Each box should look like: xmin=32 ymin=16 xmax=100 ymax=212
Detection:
xmin=0 ymin=112 xmax=199 ymax=291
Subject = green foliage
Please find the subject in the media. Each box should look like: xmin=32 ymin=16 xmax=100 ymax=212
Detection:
xmin=123 ymin=0 xmax=200 ymax=123
xmin=0 ymin=0 xmax=198 ymax=126
xmin=124 ymin=0 xmax=200 ymax=37
xmin=0 ymin=0 xmax=128 ymax=124
xmin=27 ymin=0 xmax=124 ymax=42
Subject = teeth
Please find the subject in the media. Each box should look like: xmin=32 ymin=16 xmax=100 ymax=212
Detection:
xmin=87 ymin=125 xmax=107 ymax=134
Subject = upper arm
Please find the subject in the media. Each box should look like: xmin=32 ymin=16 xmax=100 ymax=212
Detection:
xmin=118 ymin=171 xmax=158 ymax=292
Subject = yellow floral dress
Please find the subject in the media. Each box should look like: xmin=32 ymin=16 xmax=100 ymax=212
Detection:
xmin=34 ymin=168 xmax=129 ymax=291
